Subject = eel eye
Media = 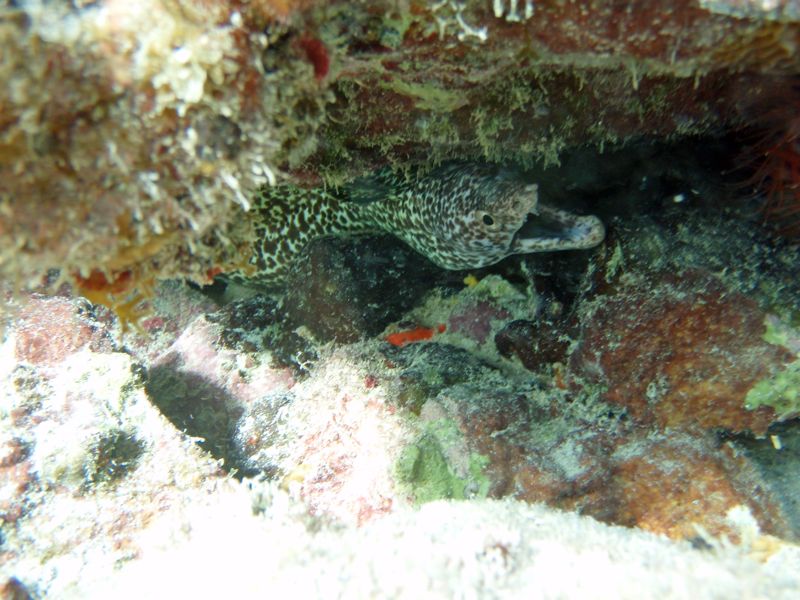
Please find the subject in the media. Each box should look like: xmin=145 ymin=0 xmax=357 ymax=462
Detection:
xmin=482 ymin=213 xmax=495 ymax=226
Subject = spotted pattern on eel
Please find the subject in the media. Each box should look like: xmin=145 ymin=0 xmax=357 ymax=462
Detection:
xmin=228 ymin=162 xmax=605 ymax=289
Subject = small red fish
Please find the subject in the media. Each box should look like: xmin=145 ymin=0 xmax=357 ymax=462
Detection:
xmin=385 ymin=324 xmax=446 ymax=347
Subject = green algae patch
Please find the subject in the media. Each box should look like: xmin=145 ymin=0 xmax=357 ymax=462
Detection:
xmin=745 ymin=361 xmax=800 ymax=421
xmin=396 ymin=419 xmax=490 ymax=505
xmin=384 ymin=79 xmax=469 ymax=112
xmin=751 ymin=315 xmax=800 ymax=420
xmin=396 ymin=433 xmax=465 ymax=503
xmin=604 ymin=242 xmax=624 ymax=284
xmin=763 ymin=316 xmax=796 ymax=349
xmin=467 ymin=452 xmax=491 ymax=498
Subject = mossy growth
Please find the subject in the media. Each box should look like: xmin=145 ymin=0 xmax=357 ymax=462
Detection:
xmin=84 ymin=429 xmax=146 ymax=487
xmin=745 ymin=361 xmax=800 ymax=421
xmin=763 ymin=316 xmax=799 ymax=348
xmin=395 ymin=418 xmax=489 ymax=504
xmin=395 ymin=383 xmax=429 ymax=415
xmin=749 ymin=316 xmax=800 ymax=420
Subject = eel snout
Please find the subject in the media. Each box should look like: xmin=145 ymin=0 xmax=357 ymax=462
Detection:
xmin=511 ymin=203 xmax=605 ymax=253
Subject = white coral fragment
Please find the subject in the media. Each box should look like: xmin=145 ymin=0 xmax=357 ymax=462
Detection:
xmin=430 ymin=1 xmax=488 ymax=43
xmin=494 ymin=0 xmax=535 ymax=22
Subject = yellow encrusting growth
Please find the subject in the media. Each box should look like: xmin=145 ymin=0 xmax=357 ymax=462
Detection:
xmin=463 ymin=274 xmax=479 ymax=287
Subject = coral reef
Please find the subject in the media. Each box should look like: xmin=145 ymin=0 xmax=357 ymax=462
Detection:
xmin=313 ymin=0 xmax=800 ymax=180
xmin=1 ymin=0 xmax=329 ymax=307
xmin=0 ymin=313 xmax=227 ymax=597
xmin=4 ymin=1 xmax=800 ymax=596
xmin=27 ymin=498 xmax=800 ymax=598
xmin=2 ymin=0 xmax=800 ymax=303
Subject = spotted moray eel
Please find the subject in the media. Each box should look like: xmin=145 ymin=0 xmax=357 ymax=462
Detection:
xmin=228 ymin=162 xmax=605 ymax=289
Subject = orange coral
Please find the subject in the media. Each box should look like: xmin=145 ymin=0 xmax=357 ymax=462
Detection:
xmin=73 ymin=268 xmax=155 ymax=331
xmin=608 ymin=432 xmax=790 ymax=541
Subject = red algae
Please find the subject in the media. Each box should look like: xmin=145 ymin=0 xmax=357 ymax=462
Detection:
xmin=298 ymin=37 xmax=330 ymax=80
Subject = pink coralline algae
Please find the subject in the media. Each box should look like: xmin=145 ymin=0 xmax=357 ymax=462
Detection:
xmin=448 ymin=301 xmax=511 ymax=345
xmin=14 ymin=295 xmax=116 ymax=369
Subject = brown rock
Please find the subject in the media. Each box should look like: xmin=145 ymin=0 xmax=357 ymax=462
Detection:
xmin=570 ymin=271 xmax=791 ymax=434
xmin=495 ymin=319 xmax=571 ymax=371
xmin=435 ymin=385 xmax=617 ymax=509
xmin=424 ymin=370 xmax=789 ymax=541
xmin=0 ymin=577 xmax=33 ymax=600
xmin=282 ymin=236 xmax=447 ymax=343
xmin=605 ymin=431 xmax=790 ymax=541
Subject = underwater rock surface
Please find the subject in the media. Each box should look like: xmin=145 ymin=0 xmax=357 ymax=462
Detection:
xmin=3 ymin=1 xmax=800 ymax=597
xmin=4 ymin=139 xmax=800 ymax=596
xmin=2 ymin=0 xmax=800 ymax=302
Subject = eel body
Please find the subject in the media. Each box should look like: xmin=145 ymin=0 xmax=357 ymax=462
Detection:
xmin=230 ymin=163 xmax=605 ymax=289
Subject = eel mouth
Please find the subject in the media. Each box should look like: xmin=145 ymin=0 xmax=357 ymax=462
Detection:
xmin=510 ymin=203 xmax=605 ymax=253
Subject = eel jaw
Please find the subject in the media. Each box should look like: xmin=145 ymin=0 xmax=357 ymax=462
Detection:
xmin=510 ymin=203 xmax=605 ymax=253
